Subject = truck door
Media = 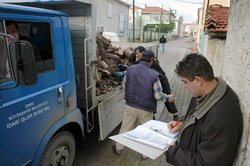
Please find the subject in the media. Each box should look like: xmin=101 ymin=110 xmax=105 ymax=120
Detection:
xmin=0 ymin=17 xmax=68 ymax=165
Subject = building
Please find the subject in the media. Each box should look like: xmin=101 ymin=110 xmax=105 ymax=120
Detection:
xmin=128 ymin=5 xmax=143 ymax=41
xmin=95 ymin=0 xmax=130 ymax=42
xmin=183 ymin=23 xmax=197 ymax=37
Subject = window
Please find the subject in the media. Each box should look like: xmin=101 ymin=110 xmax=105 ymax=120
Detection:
xmin=5 ymin=20 xmax=54 ymax=74
xmin=150 ymin=15 xmax=160 ymax=22
xmin=119 ymin=14 xmax=128 ymax=36
xmin=107 ymin=2 xmax=113 ymax=18
xmin=119 ymin=14 xmax=125 ymax=35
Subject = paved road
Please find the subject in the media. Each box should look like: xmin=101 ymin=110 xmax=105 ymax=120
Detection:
xmin=73 ymin=37 xmax=196 ymax=166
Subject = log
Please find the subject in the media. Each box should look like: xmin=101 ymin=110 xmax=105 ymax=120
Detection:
xmin=98 ymin=68 xmax=112 ymax=77
xmin=96 ymin=32 xmax=108 ymax=61
xmin=96 ymin=32 xmax=111 ymax=49
xmin=106 ymin=53 xmax=122 ymax=63
xmin=98 ymin=60 xmax=109 ymax=70
xmin=123 ymin=47 xmax=134 ymax=58
xmin=96 ymin=68 xmax=101 ymax=82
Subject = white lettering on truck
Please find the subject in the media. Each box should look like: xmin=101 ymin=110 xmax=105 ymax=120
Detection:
xmin=6 ymin=101 xmax=50 ymax=129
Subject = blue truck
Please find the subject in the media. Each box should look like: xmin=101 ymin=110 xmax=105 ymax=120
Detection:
xmin=0 ymin=1 xmax=159 ymax=165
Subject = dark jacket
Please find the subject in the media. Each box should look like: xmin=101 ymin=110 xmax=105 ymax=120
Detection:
xmin=166 ymin=78 xmax=243 ymax=166
xmin=125 ymin=62 xmax=158 ymax=112
xmin=151 ymin=60 xmax=178 ymax=114
xmin=159 ymin=36 xmax=167 ymax=43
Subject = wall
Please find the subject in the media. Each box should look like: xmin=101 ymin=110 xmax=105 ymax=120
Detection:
xmin=95 ymin=0 xmax=129 ymax=42
xmin=205 ymin=0 xmax=250 ymax=165
xmin=205 ymin=38 xmax=226 ymax=77
xmin=196 ymin=8 xmax=203 ymax=44
xmin=209 ymin=0 xmax=230 ymax=6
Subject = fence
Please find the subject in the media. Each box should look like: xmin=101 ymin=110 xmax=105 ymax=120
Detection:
xmin=128 ymin=29 xmax=168 ymax=43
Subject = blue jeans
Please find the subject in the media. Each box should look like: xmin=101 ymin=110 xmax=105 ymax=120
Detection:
xmin=160 ymin=43 xmax=165 ymax=52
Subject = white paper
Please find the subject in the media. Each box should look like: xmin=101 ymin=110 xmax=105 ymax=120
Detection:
xmin=110 ymin=134 xmax=164 ymax=159
xmin=123 ymin=120 xmax=177 ymax=150
xmin=143 ymin=120 xmax=178 ymax=139
xmin=110 ymin=120 xmax=178 ymax=159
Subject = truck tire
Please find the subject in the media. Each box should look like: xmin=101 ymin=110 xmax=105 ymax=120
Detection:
xmin=40 ymin=131 xmax=76 ymax=166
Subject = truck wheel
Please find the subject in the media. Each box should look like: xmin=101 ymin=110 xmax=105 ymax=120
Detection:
xmin=40 ymin=131 xmax=76 ymax=166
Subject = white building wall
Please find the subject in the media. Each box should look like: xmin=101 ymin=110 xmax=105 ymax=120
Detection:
xmin=209 ymin=0 xmax=230 ymax=6
xmin=205 ymin=0 xmax=250 ymax=165
xmin=95 ymin=0 xmax=129 ymax=42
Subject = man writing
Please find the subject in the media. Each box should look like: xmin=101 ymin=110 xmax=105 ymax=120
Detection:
xmin=166 ymin=53 xmax=243 ymax=165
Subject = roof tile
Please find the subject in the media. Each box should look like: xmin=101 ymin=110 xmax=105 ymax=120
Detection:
xmin=142 ymin=6 xmax=168 ymax=13
xmin=204 ymin=4 xmax=229 ymax=33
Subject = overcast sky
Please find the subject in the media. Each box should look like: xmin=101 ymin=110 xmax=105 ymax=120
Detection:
xmin=123 ymin=0 xmax=204 ymax=23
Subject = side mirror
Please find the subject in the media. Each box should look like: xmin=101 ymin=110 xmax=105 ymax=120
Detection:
xmin=9 ymin=41 xmax=37 ymax=85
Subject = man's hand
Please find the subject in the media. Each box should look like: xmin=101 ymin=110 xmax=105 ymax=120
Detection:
xmin=167 ymin=120 xmax=183 ymax=133
xmin=167 ymin=94 xmax=175 ymax=102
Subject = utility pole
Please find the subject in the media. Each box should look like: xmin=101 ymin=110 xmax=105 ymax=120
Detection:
xmin=169 ymin=8 xmax=176 ymax=37
xmin=133 ymin=0 xmax=135 ymax=42
xmin=159 ymin=4 xmax=163 ymax=37
xmin=169 ymin=8 xmax=171 ymax=34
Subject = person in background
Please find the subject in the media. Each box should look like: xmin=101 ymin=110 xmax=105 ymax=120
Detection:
xmin=159 ymin=35 xmax=167 ymax=53
xmin=129 ymin=46 xmax=145 ymax=65
xmin=6 ymin=20 xmax=41 ymax=61
xmin=113 ymin=50 xmax=175 ymax=157
xmin=151 ymin=59 xmax=179 ymax=120
xmin=166 ymin=53 xmax=243 ymax=165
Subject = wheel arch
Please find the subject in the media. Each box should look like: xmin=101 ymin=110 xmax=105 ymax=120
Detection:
xmin=31 ymin=109 xmax=84 ymax=166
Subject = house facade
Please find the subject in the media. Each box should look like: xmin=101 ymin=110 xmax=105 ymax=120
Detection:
xmin=95 ymin=0 xmax=130 ymax=42
xmin=128 ymin=5 xmax=143 ymax=41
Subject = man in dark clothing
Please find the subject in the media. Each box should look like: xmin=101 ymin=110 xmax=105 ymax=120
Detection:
xmin=113 ymin=50 xmax=175 ymax=156
xmin=129 ymin=46 xmax=145 ymax=65
xmin=151 ymin=60 xmax=179 ymax=120
xmin=166 ymin=53 xmax=243 ymax=166
xmin=159 ymin=35 xmax=167 ymax=53
xmin=6 ymin=20 xmax=41 ymax=61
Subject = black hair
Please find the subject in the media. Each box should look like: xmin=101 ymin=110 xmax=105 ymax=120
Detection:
xmin=175 ymin=53 xmax=215 ymax=81
xmin=5 ymin=20 xmax=18 ymax=29
xmin=135 ymin=46 xmax=145 ymax=53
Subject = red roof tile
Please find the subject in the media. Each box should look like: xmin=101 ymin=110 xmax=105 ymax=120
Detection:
xmin=204 ymin=4 xmax=229 ymax=33
xmin=142 ymin=6 xmax=168 ymax=13
xmin=129 ymin=6 xmax=143 ymax=10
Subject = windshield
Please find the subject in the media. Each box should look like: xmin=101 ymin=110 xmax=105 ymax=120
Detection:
xmin=0 ymin=20 xmax=13 ymax=83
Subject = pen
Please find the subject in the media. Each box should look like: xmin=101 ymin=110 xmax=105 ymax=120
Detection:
xmin=172 ymin=119 xmax=181 ymax=128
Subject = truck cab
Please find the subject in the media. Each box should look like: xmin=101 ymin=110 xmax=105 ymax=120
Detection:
xmin=0 ymin=4 xmax=83 ymax=165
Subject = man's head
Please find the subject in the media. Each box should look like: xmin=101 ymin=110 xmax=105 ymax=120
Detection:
xmin=135 ymin=46 xmax=145 ymax=61
xmin=175 ymin=53 xmax=215 ymax=97
xmin=6 ymin=20 xmax=20 ymax=41
xmin=141 ymin=50 xmax=155 ymax=65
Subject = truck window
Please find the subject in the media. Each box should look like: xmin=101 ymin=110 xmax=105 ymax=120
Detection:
xmin=5 ymin=20 xmax=55 ymax=74
xmin=0 ymin=21 xmax=12 ymax=83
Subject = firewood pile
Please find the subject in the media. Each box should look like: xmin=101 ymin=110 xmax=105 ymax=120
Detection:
xmin=96 ymin=32 xmax=134 ymax=96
